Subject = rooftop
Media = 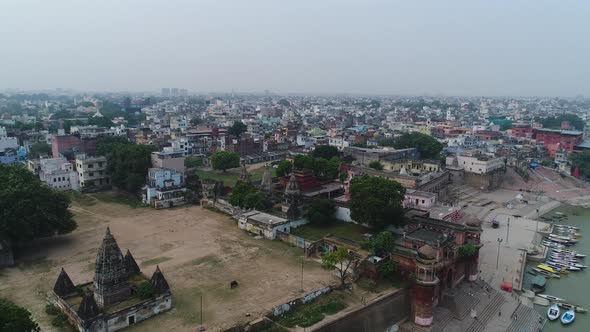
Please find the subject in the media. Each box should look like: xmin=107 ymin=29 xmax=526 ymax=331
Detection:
xmin=242 ymin=210 xmax=288 ymax=226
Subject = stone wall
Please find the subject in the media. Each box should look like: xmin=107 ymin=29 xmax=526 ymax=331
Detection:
xmin=48 ymin=291 xmax=172 ymax=332
xmin=463 ymin=169 xmax=504 ymax=190
xmin=312 ymin=288 xmax=410 ymax=332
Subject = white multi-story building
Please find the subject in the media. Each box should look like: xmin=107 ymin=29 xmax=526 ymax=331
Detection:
xmin=446 ymin=154 xmax=505 ymax=174
xmin=39 ymin=157 xmax=79 ymax=191
xmin=75 ymin=154 xmax=110 ymax=189
xmin=328 ymin=136 xmax=350 ymax=150
xmin=143 ymin=168 xmax=186 ymax=209
xmin=0 ymin=126 xmax=19 ymax=152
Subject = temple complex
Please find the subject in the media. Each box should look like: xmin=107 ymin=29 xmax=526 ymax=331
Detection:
xmin=48 ymin=228 xmax=172 ymax=332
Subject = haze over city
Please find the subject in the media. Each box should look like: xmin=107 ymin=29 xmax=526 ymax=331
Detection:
xmin=1 ymin=0 xmax=589 ymax=96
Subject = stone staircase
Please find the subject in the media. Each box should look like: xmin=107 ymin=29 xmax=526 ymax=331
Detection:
xmin=464 ymin=292 xmax=505 ymax=332
xmin=505 ymin=303 xmax=545 ymax=332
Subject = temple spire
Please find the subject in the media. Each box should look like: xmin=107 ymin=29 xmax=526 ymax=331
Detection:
xmin=93 ymin=227 xmax=131 ymax=307
xmin=53 ymin=268 xmax=76 ymax=297
xmin=150 ymin=265 xmax=171 ymax=294
xmin=77 ymin=293 xmax=99 ymax=320
xmin=125 ymin=249 xmax=140 ymax=276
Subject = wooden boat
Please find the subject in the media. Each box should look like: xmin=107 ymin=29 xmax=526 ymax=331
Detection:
xmin=538 ymin=294 xmax=566 ymax=302
xmin=558 ymin=303 xmax=588 ymax=313
xmin=542 ymin=241 xmax=565 ymax=249
xmin=552 ymin=249 xmax=586 ymax=258
xmin=537 ymin=264 xmax=557 ymax=274
xmin=531 ymin=268 xmax=560 ymax=278
xmin=561 ymin=309 xmax=575 ymax=325
xmin=547 ymin=304 xmax=560 ymax=321
xmin=546 ymin=261 xmax=584 ymax=271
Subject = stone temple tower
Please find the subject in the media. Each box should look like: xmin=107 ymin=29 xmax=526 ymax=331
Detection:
xmin=282 ymin=174 xmax=301 ymax=219
xmin=93 ymin=227 xmax=131 ymax=308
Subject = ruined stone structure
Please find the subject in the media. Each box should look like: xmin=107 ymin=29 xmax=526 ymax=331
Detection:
xmin=238 ymin=163 xmax=251 ymax=184
xmin=282 ymin=174 xmax=301 ymax=219
xmin=49 ymin=228 xmax=172 ymax=332
xmin=259 ymin=164 xmax=274 ymax=195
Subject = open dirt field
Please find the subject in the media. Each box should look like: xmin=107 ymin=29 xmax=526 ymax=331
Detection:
xmin=0 ymin=198 xmax=334 ymax=331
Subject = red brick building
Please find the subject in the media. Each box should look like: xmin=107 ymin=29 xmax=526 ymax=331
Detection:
xmin=51 ymin=135 xmax=97 ymax=159
xmin=511 ymin=124 xmax=533 ymax=138
xmin=533 ymin=128 xmax=583 ymax=157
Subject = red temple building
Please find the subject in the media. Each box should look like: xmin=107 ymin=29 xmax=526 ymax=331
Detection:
xmin=392 ymin=209 xmax=482 ymax=327
xmin=533 ymin=128 xmax=583 ymax=157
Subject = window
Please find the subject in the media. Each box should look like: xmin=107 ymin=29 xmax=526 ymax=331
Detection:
xmin=89 ymin=172 xmax=94 ymax=176
xmin=98 ymin=162 xmax=103 ymax=167
xmin=53 ymin=178 xmax=56 ymax=182
xmin=88 ymin=164 xmax=94 ymax=168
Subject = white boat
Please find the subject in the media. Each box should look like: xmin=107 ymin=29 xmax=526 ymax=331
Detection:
xmin=561 ymin=309 xmax=575 ymax=325
xmin=555 ymin=224 xmax=580 ymax=230
xmin=552 ymin=249 xmax=586 ymax=258
xmin=542 ymin=241 xmax=565 ymax=249
xmin=538 ymin=294 xmax=566 ymax=302
xmin=547 ymin=304 xmax=560 ymax=321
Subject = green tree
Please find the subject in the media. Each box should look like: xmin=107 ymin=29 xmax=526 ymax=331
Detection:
xmin=362 ymin=231 xmax=395 ymax=256
xmin=312 ymin=145 xmax=340 ymax=160
xmin=378 ymin=260 xmax=397 ymax=280
xmin=293 ymin=155 xmax=340 ymax=180
xmin=368 ymin=161 xmax=384 ymax=170
xmin=394 ymin=132 xmax=442 ymax=159
xmin=78 ymin=101 xmax=95 ymax=107
xmin=185 ymin=156 xmax=203 ymax=168
xmin=458 ymin=243 xmax=477 ymax=258
xmin=228 ymin=121 xmax=247 ymax=137
xmin=0 ymin=165 xmax=76 ymax=243
xmin=305 ymin=199 xmax=336 ymax=226
xmin=278 ymin=99 xmax=291 ymax=107
xmin=137 ymin=282 xmax=155 ymax=299
xmin=537 ymin=114 xmax=584 ymax=130
xmin=349 ymin=175 xmax=406 ymax=229
xmin=0 ymin=298 xmax=40 ymax=332
xmin=211 ymin=151 xmax=240 ymax=172
xmin=96 ymin=136 xmax=131 ymax=156
xmin=570 ymin=152 xmax=590 ymax=178
xmin=28 ymin=142 xmax=51 ymax=158
xmin=100 ymin=141 xmax=154 ymax=193
xmin=88 ymin=116 xmax=113 ymax=128
xmin=229 ymin=183 xmax=264 ymax=209
xmin=322 ymin=247 xmax=356 ymax=287
xmin=275 ymin=160 xmax=293 ymax=177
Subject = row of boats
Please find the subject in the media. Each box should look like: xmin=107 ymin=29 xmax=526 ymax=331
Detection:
xmin=535 ymin=224 xmax=586 ymax=325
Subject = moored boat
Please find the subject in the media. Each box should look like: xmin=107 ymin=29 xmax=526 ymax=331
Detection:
xmin=538 ymin=294 xmax=566 ymax=302
xmin=558 ymin=303 xmax=588 ymax=313
xmin=560 ymin=309 xmax=575 ymax=325
xmin=547 ymin=304 xmax=560 ymax=321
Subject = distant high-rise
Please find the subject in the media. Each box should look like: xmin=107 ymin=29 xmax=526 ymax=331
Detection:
xmin=161 ymin=88 xmax=170 ymax=96
xmin=171 ymin=88 xmax=179 ymax=96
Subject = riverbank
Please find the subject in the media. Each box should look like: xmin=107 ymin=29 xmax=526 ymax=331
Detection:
xmin=525 ymin=205 xmax=590 ymax=332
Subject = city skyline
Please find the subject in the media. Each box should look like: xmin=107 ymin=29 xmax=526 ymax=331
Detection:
xmin=1 ymin=0 xmax=589 ymax=97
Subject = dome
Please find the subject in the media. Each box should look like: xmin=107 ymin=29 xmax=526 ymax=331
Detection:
xmin=417 ymin=245 xmax=436 ymax=260
xmin=466 ymin=219 xmax=482 ymax=227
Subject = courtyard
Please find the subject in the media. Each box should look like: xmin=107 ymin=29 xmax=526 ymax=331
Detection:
xmin=0 ymin=196 xmax=334 ymax=331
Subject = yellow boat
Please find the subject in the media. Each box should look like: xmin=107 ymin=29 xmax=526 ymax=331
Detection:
xmin=537 ymin=264 xmax=556 ymax=273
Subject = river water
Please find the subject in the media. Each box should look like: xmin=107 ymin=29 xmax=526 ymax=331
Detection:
xmin=524 ymin=205 xmax=589 ymax=331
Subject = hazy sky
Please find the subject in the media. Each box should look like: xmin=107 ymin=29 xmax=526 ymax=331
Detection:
xmin=1 ymin=0 xmax=589 ymax=96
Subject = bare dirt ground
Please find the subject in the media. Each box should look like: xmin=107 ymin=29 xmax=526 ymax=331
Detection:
xmin=0 ymin=198 xmax=334 ymax=331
